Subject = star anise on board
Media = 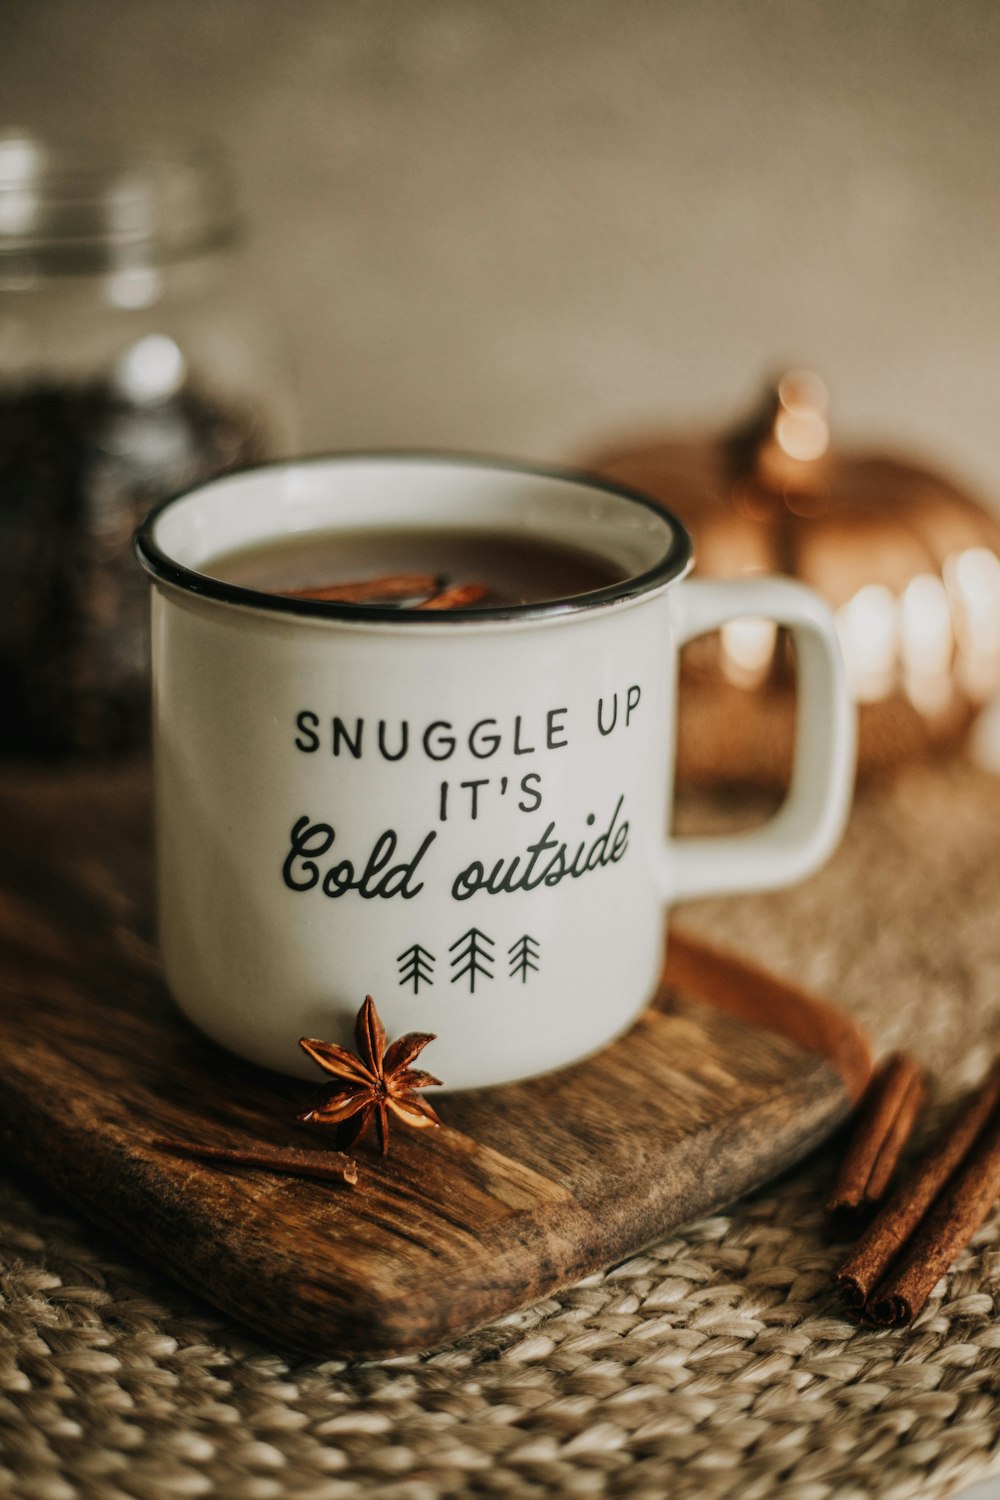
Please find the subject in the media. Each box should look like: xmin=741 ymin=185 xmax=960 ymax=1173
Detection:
xmin=298 ymin=996 xmax=442 ymax=1155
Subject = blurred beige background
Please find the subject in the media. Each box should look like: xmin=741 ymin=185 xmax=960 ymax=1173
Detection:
xmin=2 ymin=0 xmax=998 ymax=502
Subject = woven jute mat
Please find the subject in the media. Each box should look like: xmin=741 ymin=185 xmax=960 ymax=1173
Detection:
xmin=3 ymin=757 xmax=1000 ymax=1500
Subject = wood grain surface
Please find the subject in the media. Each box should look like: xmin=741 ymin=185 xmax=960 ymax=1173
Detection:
xmin=0 ymin=767 xmax=871 ymax=1357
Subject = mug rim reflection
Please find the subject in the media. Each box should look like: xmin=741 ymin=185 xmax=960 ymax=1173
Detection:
xmin=133 ymin=449 xmax=694 ymax=625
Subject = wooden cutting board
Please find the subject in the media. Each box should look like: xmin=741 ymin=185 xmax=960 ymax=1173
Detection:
xmin=0 ymin=767 xmax=870 ymax=1357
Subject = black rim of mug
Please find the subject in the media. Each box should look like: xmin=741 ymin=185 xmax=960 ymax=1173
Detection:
xmin=133 ymin=450 xmax=694 ymax=624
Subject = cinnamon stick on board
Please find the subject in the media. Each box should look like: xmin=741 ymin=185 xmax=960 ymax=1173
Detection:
xmin=826 ymin=1052 xmax=926 ymax=1238
xmin=153 ymin=1137 xmax=358 ymax=1185
xmin=834 ymin=1059 xmax=1000 ymax=1316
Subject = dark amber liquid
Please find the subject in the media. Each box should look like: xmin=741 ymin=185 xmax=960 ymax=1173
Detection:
xmin=207 ymin=526 xmax=624 ymax=607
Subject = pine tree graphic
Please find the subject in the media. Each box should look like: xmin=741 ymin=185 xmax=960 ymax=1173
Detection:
xmin=397 ymin=943 xmax=435 ymax=992
xmin=508 ymin=934 xmax=540 ymax=983
xmin=449 ymin=928 xmax=495 ymax=992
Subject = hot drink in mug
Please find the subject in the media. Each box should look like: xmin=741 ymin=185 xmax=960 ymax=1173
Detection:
xmin=136 ymin=455 xmax=855 ymax=1089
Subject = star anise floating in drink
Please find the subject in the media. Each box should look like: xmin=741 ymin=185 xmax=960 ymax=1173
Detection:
xmin=298 ymin=995 xmax=442 ymax=1154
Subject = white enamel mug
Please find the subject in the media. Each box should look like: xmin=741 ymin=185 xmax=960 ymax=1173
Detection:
xmin=136 ymin=454 xmax=855 ymax=1089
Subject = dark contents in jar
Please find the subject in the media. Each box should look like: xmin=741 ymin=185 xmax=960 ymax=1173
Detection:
xmin=0 ymin=380 xmax=268 ymax=758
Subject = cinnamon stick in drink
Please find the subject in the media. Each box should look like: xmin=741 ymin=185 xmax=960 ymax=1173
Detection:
xmin=826 ymin=1052 xmax=925 ymax=1238
xmin=417 ymin=583 xmax=490 ymax=610
xmin=277 ymin=574 xmax=491 ymax=610
xmin=279 ymin=572 xmax=439 ymax=603
xmin=834 ymin=1060 xmax=1000 ymax=1315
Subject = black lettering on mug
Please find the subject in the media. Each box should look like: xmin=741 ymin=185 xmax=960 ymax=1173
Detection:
xmin=517 ymin=772 xmax=543 ymax=812
xmin=513 ymin=715 xmax=536 ymax=755
xmin=597 ymin=695 xmax=617 ymax=735
xmin=546 ymin=708 xmax=568 ymax=749
xmin=332 ymin=717 xmax=363 ymax=758
xmin=294 ymin=711 xmax=320 ymax=753
xmin=378 ymin=720 xmax=409 ymax=761
xmin=423 ymin=721 xmax=456 ymax=760
xmin=469 ymin=719 xmax=502 ymax=759
xmin=282 ymin=815 xmax=334 ymax=890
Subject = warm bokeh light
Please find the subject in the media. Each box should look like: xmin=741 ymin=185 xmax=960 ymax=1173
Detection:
xmin=0 ymin=134 xmax=41 ymax=237
xmin=827 ymin=556 xmax=1000 ymax=717
xmin=900 ymin=573 xmax=954 ymax=716
xmin=720 ymin=616 xmax=777 ymax=688
xmin=775 ymin=409 xmax=830 ymax=463
xmin=836 ymin=584 xmax=897 ymax=704
xmin=105 ymin=265 xmax=163 ymax=310
xmin=900 ymin=573 xmax=953 ymax=675
xmin=113 ymin=334 xmax=187 ymax=403
xmin=944 ymin=547 xmax=1000 ymax=702
xmin=775 ymin=370 xmax=831 ymax=463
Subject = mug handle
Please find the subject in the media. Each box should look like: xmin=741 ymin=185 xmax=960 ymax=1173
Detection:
xmin=664 ymin=576 xmax=856 ymax=903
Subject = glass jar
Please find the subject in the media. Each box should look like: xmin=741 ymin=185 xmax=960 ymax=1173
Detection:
xmin=0 ymin=133 xmax=294 ymax=758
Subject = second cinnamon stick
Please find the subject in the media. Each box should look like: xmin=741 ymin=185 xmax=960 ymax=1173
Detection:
xmin=868 ymin=1101 xmax=1000 ymax=1327
xmin=834 ymin=1059 xmax=1000 ymax=1314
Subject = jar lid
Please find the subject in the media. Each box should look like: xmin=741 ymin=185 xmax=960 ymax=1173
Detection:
xmin=0 ymin=133 xmax=239 ymax=275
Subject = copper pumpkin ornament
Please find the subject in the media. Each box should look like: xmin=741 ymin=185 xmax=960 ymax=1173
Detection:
xmin=586 ymin=373 xmax=1000 ymax=784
